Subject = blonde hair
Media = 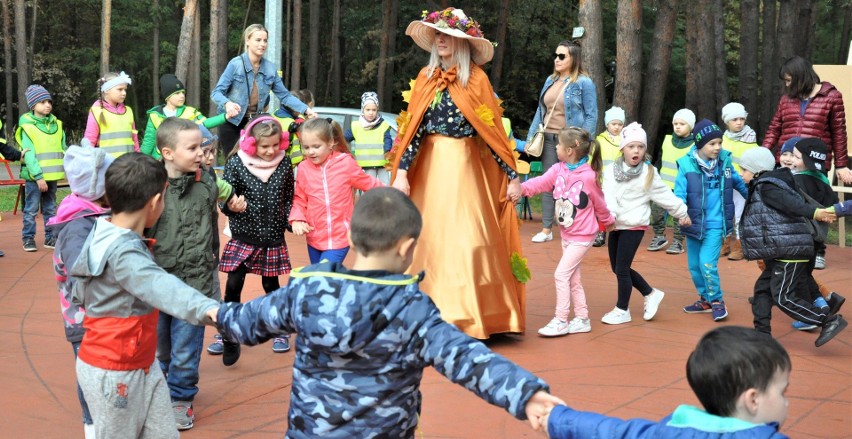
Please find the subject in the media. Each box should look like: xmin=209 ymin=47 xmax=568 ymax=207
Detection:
xmin=299 ymin=118 xmax=351 ymax=155
xmin=243 ymin=24 xmax=268 ymax=53
xmin=550 ymin=41 xmax=587 ymax=83
xmin=426 ymin=36 xmax=471 ymax=87
xmin=559 ymin=127 xmax=602 ymax=185
xmin=96 ymin=72 xmax=119 ymax=126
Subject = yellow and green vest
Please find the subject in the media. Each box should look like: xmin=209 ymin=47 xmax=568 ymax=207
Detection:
xmin=659 ymin=135 xmax=693 ymax=189
xmin=272 ymin=114 xmax=302 ymax=165
xmin=16 ymin=116 xmax=65 ymax=181
xmin=93 ymin=106 xmax=135 ymax=158
xmin=722 ymin=136 xmax=758 ymax=174
xmin=148 ymin=106 xmax=202 ymax=129
xmin=350 ymin=121 xmax=389 ymax=168
xmin=501 ymin=117 xmax=516 ymax=151
xmin=596 ymin=132 xmax=621 ymax=168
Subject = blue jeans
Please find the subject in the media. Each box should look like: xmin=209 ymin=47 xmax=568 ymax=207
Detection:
xmin=22 ymin=180 xmax=57 ymax=240
xmin=308 ymin=245 xmax=350 ymax=264
xmin=157 ymin=313 xmax=205 ymax=402
xmin=71 ymin=341 xmax=93 ymax=425
xmin=686 ymin=228 xmax=725 ymax=303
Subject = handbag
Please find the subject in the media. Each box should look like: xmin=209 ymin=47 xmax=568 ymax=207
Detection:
xmin=525 ymin=79 xmax=570 ymax=157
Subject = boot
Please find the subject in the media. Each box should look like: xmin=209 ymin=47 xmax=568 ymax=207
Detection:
xmin=720 ymin=236 xmax=731 ymax=256
xmin=727 ymin=238 xmax=744 ymax=260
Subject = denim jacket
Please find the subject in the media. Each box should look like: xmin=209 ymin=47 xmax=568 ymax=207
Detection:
xmin=527 ymin=74 xmax=597 ymax=140
xmin=211 ymin=53 xmax=308 ymax=125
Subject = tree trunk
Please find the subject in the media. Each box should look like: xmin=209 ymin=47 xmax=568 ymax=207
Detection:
xmin=100 ymin=0 xmax=110 ymax=75
xmin=758 ymin=0 xmax=778 ymax=136
xmin=377 ymin=0 xmax=390 ymax=106
xmin=325 ymin=0 xmax=340 ymax=105
xmin=738 ymin=0 xmax=759 ymax=128
xmin=639 ymin=0 xmax=677 ymax=157
xmin=209 ymin=0 xmax=221 ymax=116
xmin=175 ymin=0 xmax=198 ymax=82
xmin=578 ymin=0 xmax=606 ymax=135
xmin=27 ymin=0 xmax=33 ymax=77
xmin=152 ymin=0 xmax=160 ymax=104
xmin=285 ymin=0 xmax=290 ymax=80
xmin=14 ymin=0 xmax=28 ymax=113
xmin=290 ymin=0 xmax=301 ymax=90
xmin=685 ymin=0 xmax=716 ymax=119
xmin=2 ymin=0 xmax=14 ymax=132
xmin=306 ymin=0 xmax=318 ymax=93
xmin=385 ymin=0 xmax=399 ymax=110
xmin=839 ymin=1 xmax=852 ymax=64
xmin=490 ymin=0 xmax=510 ymax=91
xmin=188 ymin=4 xmax=201 ymax=106
xmin=776 ymin=0 xmax=797 ymax=64
xmin=613 ymin=0 xmax=642 ymax=123
xmin=713 ymin=0 xmax=728 ymax=119
xmin=795 ymin=0 xmax=816 ymax=60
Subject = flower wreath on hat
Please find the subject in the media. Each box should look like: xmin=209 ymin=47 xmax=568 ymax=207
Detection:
xmin=406 ymin=7 xmax=494 ymax=65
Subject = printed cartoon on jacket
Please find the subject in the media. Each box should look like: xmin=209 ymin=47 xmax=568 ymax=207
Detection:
xmin=554 ymin=176 xmax=589 ymax=228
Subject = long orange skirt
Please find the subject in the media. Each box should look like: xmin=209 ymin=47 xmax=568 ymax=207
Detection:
xmin=407 ymin=134 xmax=525 ymax=338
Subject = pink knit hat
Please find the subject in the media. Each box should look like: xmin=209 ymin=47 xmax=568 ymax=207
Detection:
xmin=619 ymin=122 xmax=647 ymax=150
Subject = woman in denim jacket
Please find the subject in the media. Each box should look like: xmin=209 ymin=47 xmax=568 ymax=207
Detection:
xmin=211 ymin=24 xmax=315 ymax=155
xmin=526 ymin=41 xmax=598 ymax=243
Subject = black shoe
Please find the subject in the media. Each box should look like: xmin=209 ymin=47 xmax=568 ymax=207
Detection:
xmin=44 ymin=236 xmax=56 ymax=249
xmin=827 ymin=292 xmax=846 ymax=316
xmin=22 ymin=238 xmax=37 ymax=252
xmin=592 ymin=232 xmax=606 ymax=247
xmin=815 ymin=314 xmax=848 ymax=347
xmin=223 ymin=340 xmax=241 ymax=366
xmin=0 ymin=249 xmax=4 ymax=257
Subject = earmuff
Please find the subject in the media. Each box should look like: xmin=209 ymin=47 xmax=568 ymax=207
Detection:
xmin=238 ymin=115 xmax=290 ymax=156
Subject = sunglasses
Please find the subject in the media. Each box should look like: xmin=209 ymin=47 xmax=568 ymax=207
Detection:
xmin=554 ymin=53 xmax=568 ymax=60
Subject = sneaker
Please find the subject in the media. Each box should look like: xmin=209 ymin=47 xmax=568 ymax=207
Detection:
xmin=43 ymin=236 xmax=56 ymax=249
xmin=711 ymin=301 xmax=728 ymax=321
xmin=643 ymin=288 xmax=665 ymax=321
xmin=592 ymin=232 xmax=606 ymax=247
xmin=665 ymin=240 xmax=685 ymax=254
xmin=537 ymin=317 xmax=569 ymax=337
xmin=815 ymin=314 xmax=847 ymax=347
xmin=172 ymin=401 xmax=194 ymax=430
xmin=601 ymin=307 xmax=631 ymax=325
xmin=826 ymin=292 xmax=846 ymax=316
xmin=566 ymin=317 xmax=591 ymax=333
xmin=791 ymin=320 xmax=818 ymax=331
xmin=223 ymin=223 xmax=232 ymax=238
xmin=531 ymin=231 xmax=553 ymax=243
xmin=272 ymin=336 xmax=291 ymax=353
xmin=84 ymin=423 xmax=95 ymax=439
xmin=22 ymin=238 xmax=37 ymax=252
xmin=223 ymin=340 xmax=241 ymax=366
xmin=814 ymin=255 xmax=826 ymax=270
xmin=206 ymin=334 xmax=224 ymax=355
xmin=646 ymin=235 xmax=669 ymax=252
xmin=683 ymin=299 xmax=712 ymax=313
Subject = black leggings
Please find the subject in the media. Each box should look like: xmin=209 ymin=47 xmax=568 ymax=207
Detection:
xmin=608 ymin=230 xmax=653 ymax=310
xmin=223 ymin=265 xmax=281 ymax=303
xmin=217 ymin=118 xmax=248 ymax=157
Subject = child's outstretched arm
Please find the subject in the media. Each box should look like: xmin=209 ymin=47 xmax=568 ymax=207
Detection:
xmin=520 ymin=164 xmax=559 ymax=198
xmin=647 ymin=166 xmax=689 ymax=222
xmin=216 ymin=285 xmax=295 ymax=345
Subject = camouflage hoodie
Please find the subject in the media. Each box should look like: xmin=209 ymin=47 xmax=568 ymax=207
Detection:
xmin=216 ymin=261 xmax=549 ymax=438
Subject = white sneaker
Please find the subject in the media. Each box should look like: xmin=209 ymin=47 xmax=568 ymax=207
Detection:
xmin=567 ymin=317 xmax=591 ymax=333
xmin=601 ymin=307 xmax=632 ymax=325
xmin=84 ymin=424 xmax=96 ymax=439
xmin=538 ymin=317 xmax=569 ymax=337
xmin=643 ymin=288 xmax=666 ymax=321
xmin=223 ymin=223 xmax=232 ymax=237
xmin=531 ymin=231 xmax=553 ymax=243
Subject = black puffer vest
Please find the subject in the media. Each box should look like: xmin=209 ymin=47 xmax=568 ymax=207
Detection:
xmin=739 ymin=176 xmax=815 ymax=261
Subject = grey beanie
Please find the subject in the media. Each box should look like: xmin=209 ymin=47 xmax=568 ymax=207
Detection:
xmin=64 ymin=139 xmax=114 ymax=201
xmin=739 ymin=147 xmax=775 ymax=174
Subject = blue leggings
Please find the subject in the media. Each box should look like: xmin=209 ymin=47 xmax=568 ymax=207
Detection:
xmin=308 ymin=246 xmax=350 ymax=264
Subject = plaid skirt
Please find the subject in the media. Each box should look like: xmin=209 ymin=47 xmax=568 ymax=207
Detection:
xmin=219 ymin=239 xmax=292 ymax=277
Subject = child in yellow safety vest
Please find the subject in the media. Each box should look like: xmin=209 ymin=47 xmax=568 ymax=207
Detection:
xmin=720 ymin=102 xmax=758 ymax=261
xmin=17 ymin=85 xmax=67 ymax=252
xmin=344 ymin=92 xmax=393 ymax=185
xmin=141 ymin=74 xmax=227 ymax=160
xmin=83 ymin=71 xmax=139 ymax=158
xmin=594 ymin=106 xmax=626 ymax=247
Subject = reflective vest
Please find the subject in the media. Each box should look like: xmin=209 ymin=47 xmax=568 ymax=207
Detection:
xmin=0 ymin=119 xmax=6 ymax=145
xmin=149 ymin=106 xmax=202 ymax=129
xmin=272 ymin=114 xmax=302 ymax=165
xmin=92 ymin=106 xmax=135 ymax=158
xmin=351 ymin=121 xmax=389 ymax=168
xmin=722 ymin=136 xmax=758 ymax=174
xmin=501 ymin=117 xmax=516 ymax=151
xmin=596 ymin=132 xmax=621 ymax=168
xmin=659 ymin=135 xmax=693 ymax=189
xmin=17 ymin=116 xmax=65 ymax=181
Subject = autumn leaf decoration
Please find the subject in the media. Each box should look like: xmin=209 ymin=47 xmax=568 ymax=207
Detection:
xmin=510 ymin=252 xmax=531 ymax=283
xmin=475 ymin=104 xmax=496 ymax=127
xmin=401 ymin=78 xmax=416 ymax=103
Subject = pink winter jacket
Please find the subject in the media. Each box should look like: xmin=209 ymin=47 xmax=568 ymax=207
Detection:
xmin=522 ymin=162 xmax=614 ymax=242
xmin=289 ymin=151 xmax=383 ymax=250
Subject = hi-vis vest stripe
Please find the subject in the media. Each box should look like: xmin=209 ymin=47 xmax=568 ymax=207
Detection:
xmin=501 ymin=117 xmax=516 ymax=151
xmin=272 ymin=115 xmax=302 ymax=165
xmin=596 ymin=132 xmax=621 ymax=167
xmin=722 ymin=136 xmax=758 ymax=174
xmin=20 ymin=121 xmax=65 ymax=180
xmin=93 ymin=106 xmax=135 ymax=158
xmin=149 ymin=107 xmax=201 ymax=129
xmin=351 ymin=121 xmax=389 ymax=167
xmin=659 ymin=136 xmax=693 ymax=189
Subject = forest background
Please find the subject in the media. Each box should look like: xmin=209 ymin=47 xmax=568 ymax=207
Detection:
xmin=1 ymin=0 xmax=850 ymax=159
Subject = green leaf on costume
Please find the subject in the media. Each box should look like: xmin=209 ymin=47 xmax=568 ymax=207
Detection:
xmin=510 ymin=252 xmax=531 ymax=283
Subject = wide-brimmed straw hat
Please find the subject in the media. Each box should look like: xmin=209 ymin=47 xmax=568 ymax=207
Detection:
xmin=406 ymin=8 xmax=494 ymax=65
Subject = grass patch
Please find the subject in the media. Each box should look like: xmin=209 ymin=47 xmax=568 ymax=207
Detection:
xmin=0 ymin=185 xmax=72 ymax=213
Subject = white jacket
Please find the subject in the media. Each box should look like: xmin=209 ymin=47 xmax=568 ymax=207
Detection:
xmin=603 ymin=161 xmax=688 ymax=230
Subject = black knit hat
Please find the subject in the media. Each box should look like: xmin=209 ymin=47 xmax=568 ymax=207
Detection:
xmin=160 ymin=74 xmax=185 ymax=101
xmin=794 ymin=137 xmax=828 ymax=172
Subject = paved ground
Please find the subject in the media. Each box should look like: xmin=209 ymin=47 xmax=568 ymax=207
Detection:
xmin=0 ymin=211 xmax=849 ymax=438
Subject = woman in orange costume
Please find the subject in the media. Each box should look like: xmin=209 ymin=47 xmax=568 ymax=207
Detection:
xmin=390 ymin=8 xmax=525 ymax=339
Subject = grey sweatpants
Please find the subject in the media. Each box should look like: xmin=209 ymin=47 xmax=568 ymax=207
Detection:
xmin=77 ymin=358 xmax=179 ymax=439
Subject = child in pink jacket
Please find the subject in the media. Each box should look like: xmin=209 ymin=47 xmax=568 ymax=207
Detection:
xmin=521 ymin=127 xmax=615 ymax=337
xmin=290 ymin=118 xmax=383 ymax=263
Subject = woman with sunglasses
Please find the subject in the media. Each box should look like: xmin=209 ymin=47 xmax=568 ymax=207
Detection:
xmin=211 ymin=24 xmax=316 ymax=156
xmin=527 ymin=41 xmax=598 ymax=243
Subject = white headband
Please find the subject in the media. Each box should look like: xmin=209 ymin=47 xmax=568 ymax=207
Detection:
xmin=101 ymin=71 xmax=132 ymax=93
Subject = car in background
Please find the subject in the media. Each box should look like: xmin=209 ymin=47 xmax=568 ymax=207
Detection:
xmin=312 ymin=106 xmax=399 ymax=138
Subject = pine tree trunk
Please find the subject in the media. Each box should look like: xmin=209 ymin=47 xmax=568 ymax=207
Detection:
xmin=15 ymin=0 xmax=28 ymax=111
xmin=758 ymin=0 xmax=778 ymax=136
xmin=713 ymin=0 xmax=729 ymax=118
xmin=685 ymin=0 xmax=715 ymax=119
xmin=153 ymin=0 xmax=160 ymax=104
xmin=306 ymin=0 xmax=318 ymax=93
xmin=490 ymin=0 xmax=510 ymax=91
xmin=377 ymin=0 xmax=390 ymax=107
xmin=578 ymin=0 xmax=606 ymax=135
xmin=27 ymin=0 xmax=33 ymax=74
xmin=209 ymin=0 xmax=222 ymax=117
xmin=385 ymin=0 xmax=399 ymax=110
xmin=840 ymin=2 xmax=852 ymax=63
xmin=613 ymin=0 xmax=642 ymax=124
xmin=175 ymin=0 xmax=198 ymax=82
xmin=639 ymin=0 xmax=677 ymax=157
xmin=326 ymin=0 xmax=340 ymax=105
xmin=100 ymin=0 xmax=110 ymax=75
xmin=290 ymin=0 xmax=301 ymax=90
xmin=776 ymin=0 xmax=797 ymax=64
xmin=738 ymin=0 xmax=759 ymax=129
xmin=2 ymin=0 xmax=14 ymax=132
xmin=795 ymin=0 xmax=816 ymax=60
xmin=188 ymin=5 xmax=201 ymax=107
